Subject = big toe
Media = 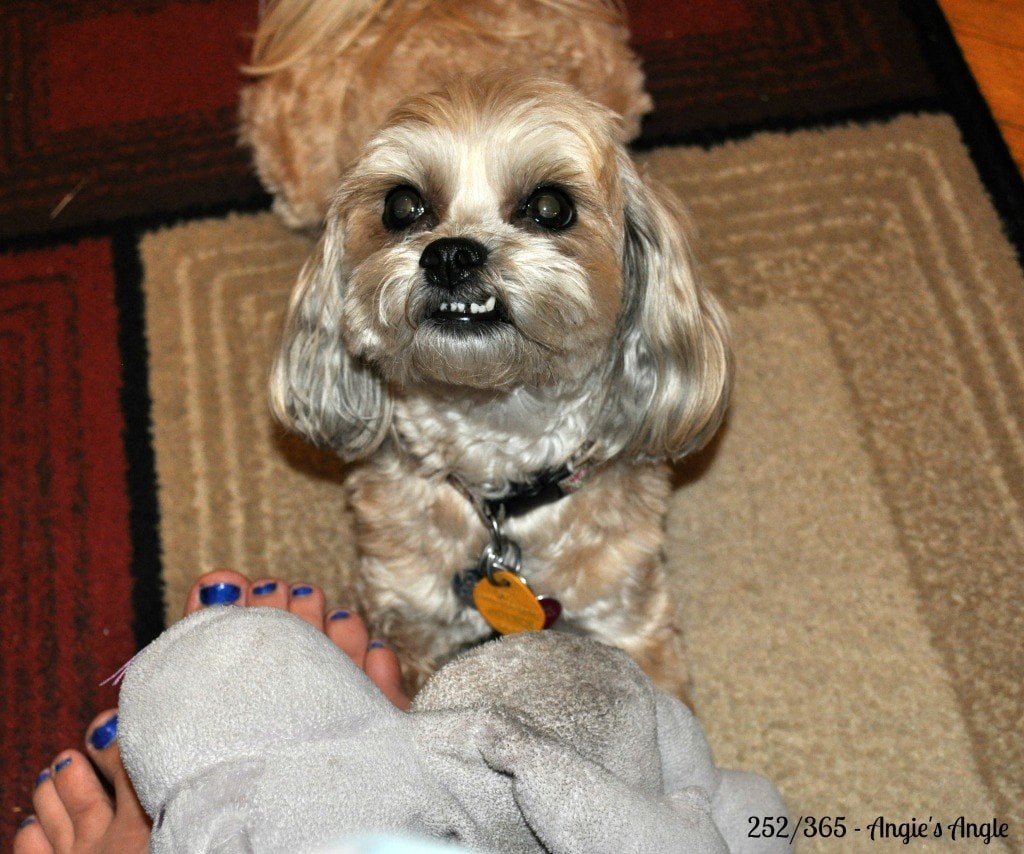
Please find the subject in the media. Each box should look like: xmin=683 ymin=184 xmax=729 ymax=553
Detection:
xmin=84 ymin=710 xmax=151 ymax=844
xmin=84 ymin=711 xmax=122 ymax=782
xmin=186 ymin=568 xmax=248 ymax=613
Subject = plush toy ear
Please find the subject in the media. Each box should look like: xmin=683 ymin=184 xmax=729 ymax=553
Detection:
xmin=269 ymin=216 xmax=392 ymax=460
xmin=478 ymin=716 xmax=729 ymax=854
xmin=598 ymin=152 xmax=732 ymax=461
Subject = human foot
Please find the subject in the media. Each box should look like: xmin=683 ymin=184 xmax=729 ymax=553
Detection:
xmin=14 ymin=710 xmax=149 ymax=854
xmin=186 ymin=569 xmax=410 ymax=710
xmin=15 ymin=571 xmax=410 ymax=852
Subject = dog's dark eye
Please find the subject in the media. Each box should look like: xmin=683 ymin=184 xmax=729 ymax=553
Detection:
xmin=383 ymin=186 xmax=427 ymax=230
xmin=523 ymin=187 xmax=575 ymax=230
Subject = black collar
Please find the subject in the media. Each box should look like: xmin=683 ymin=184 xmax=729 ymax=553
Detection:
xmin=481 ymin=463 xmax=575 ymax=519
xmin=449 ymin=444 xmax=597 ymax=521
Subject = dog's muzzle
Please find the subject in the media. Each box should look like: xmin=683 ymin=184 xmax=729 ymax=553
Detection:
xmin=419 ymin=237 xmax=507 ymax=325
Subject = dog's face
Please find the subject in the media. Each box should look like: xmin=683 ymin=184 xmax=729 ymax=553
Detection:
xmin=273 ymin=76 xmax=731 ymax=463
xmin=335 ymin=78 xmax=627 ymax=390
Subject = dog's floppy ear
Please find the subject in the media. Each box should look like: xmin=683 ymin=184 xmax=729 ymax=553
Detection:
xmin=599 ymin=153 xmax=732 ymax=460
xmin=269 ymin=218 xmax=392 ymax=459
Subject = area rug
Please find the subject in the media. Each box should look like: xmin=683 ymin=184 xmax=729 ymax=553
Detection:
xmin=2 ymin=0 xmax=1023 ymax=849
xmin=138 ymin=113 xmax=1024 ymax=850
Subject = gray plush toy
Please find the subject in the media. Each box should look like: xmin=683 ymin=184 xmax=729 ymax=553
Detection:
xmin=118 ymin=607 xmax=788 ymax=853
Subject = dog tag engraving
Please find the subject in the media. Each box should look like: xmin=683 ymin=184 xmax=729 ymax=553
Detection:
xmin=472 ymin=570 xmax=546 ymax=634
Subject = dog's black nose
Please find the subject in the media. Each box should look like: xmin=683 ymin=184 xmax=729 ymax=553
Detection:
xmin=419 ymin=237 xmax=488 ymax=289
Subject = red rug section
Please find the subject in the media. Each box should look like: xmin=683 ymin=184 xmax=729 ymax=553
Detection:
xmin=0 ymin=0 xmax=938 ymax=239
xmin=628 ymin=0 xmax=753 ymax=41
xmin=0 ymin=240 xmax=136 ymax=832
xmin=46 ymin=4 xmax=248 ymax=131
xmin=0 ymin=0 xmax=262 ymax=239
xmin=626 ymin=0 xmax=937 ymax=141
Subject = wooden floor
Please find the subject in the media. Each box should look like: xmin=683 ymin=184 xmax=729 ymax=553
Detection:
xmin=937 ymin=0 xmax=1024 ymax=175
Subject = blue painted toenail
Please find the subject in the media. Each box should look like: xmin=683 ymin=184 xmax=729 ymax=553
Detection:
xmin=368 ymin=640 xmax=386 ymax=650
xmin=53 ymin=757 xmax=72 ymax=774
xmin=291 ymin=585 xmax=314 ymax=597
xmin=89 ymin=714 xmax=118 ymax=750
xmin=35 ymin=769 xmax=50 ymax=787
xmin=252 ymin=581 xmax=278 ymax=596
xmin=18 ymin=816 xmax=37 ymax=829
xmin=329 ymin=609 xmax=351 ymax=620
xmin=199 ymin=582 xmax=241 ymax=606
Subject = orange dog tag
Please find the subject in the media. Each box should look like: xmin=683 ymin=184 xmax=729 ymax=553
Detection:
xmin=472 ymin=570 xmax=546 ymax=634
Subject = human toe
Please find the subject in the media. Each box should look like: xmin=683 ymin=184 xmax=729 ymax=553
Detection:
xmin=84 ymin=710 xmax=151 ymax=844
xmin=364 ymin=641 xmax=412 ymax=711
xmin=86 ymin=711 xmax=119 ymax=757
xmin=12 ymin=815 xmax=54 ymax=854
xmin=34 ymin=751 xmax=113 ymax=851
xmin=30 ymin=760 xmax=72 ymax=852
xmin=287 ymin=582 xmax=325 ymax=627
xmin=84 ymin=711 xmax=127 ymax=788
xmin=186 ymin=568 xmax=248 ymax=614
xmin=325 ymin=608 xmax=370 ymax=667
xmin=249 ymin=577 xmax=288 ymax=609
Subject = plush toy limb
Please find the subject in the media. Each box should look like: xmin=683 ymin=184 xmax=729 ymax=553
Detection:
xmin=653 ymin=691 xmax=721 ymax=794
xmin=654 ymin=693 xmax=790 ymax=854
xmin=711 ymin=770 xmax=790 ymax=854
xmin=477 ymin=716 xmax=730 ymax=854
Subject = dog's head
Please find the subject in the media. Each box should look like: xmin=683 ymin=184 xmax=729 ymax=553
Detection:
xmin=271 ymin=75 xmax=731 ymax=462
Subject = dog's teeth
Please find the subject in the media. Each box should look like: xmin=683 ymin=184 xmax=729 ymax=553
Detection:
xmin=467 ymin=296 xmax=497 ymax=314
xmin=436 ymin=296 xmax=498 ymax=319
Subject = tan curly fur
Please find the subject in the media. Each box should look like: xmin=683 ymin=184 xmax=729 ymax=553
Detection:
xmin=239 ymin=0 xmax=651 ymax=229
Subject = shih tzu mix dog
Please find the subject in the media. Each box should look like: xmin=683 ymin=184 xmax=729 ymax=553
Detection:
xmin=246 ymin=1 xmax=732 ymax=700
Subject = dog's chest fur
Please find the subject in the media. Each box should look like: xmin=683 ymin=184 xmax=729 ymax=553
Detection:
xmin=390 ymin=384 xmax=600 ymax=489
xmin=346 ymin=386 xmax=672 ymax=629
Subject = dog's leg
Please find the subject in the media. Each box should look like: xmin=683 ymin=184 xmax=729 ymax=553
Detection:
xmin=354 ymin=555 xmax=492 ymax=696
xmin=618 ymin=616 xmax=693 ymax=708
xmin=555 ymin=551 xmax=694 ymax=706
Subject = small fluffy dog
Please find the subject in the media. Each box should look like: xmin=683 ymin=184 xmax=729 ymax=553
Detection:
xmin=247 ymin=1 xmax=732 ymax=699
